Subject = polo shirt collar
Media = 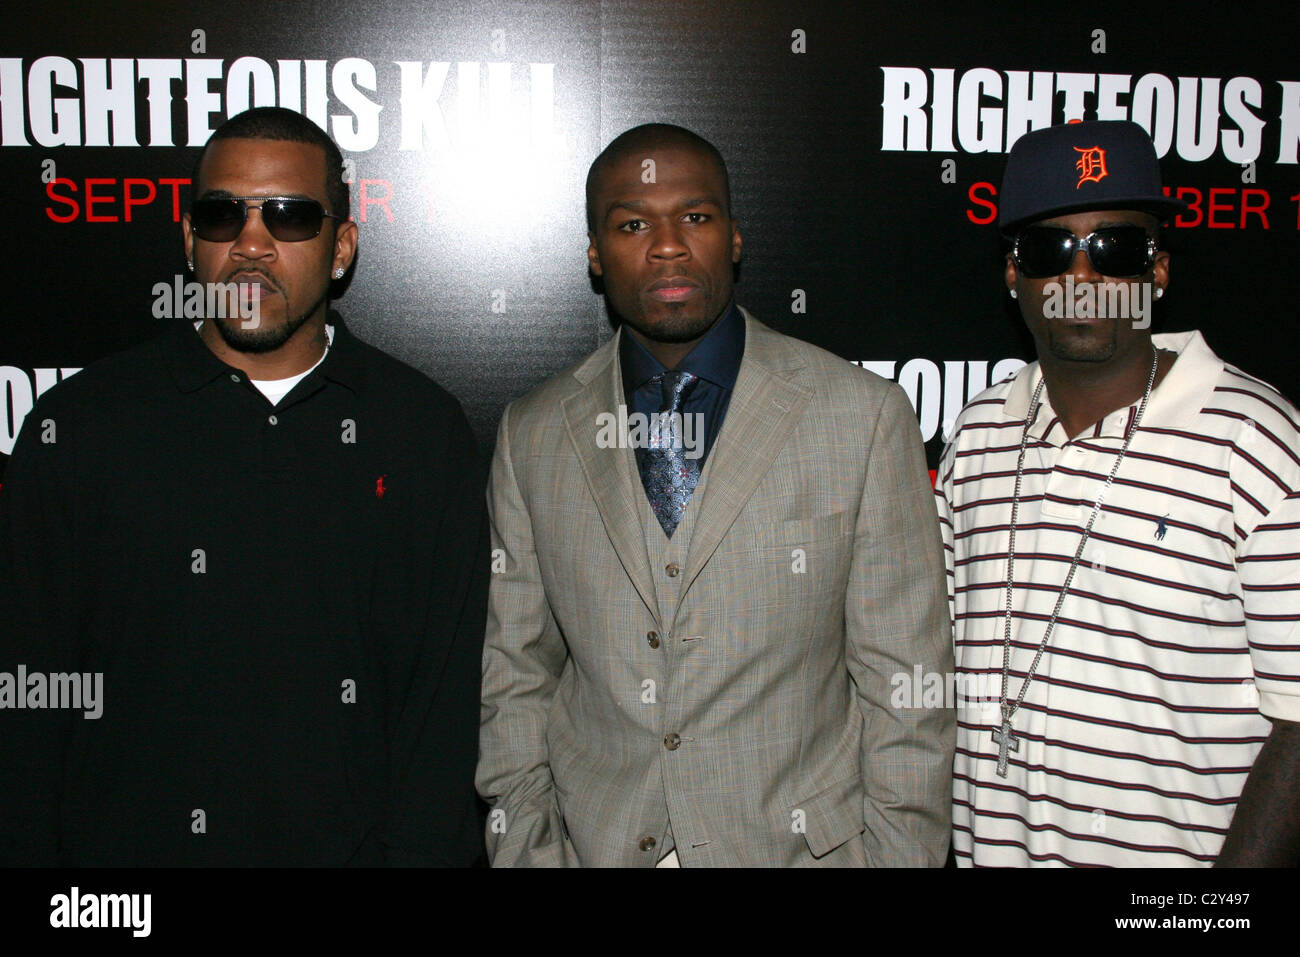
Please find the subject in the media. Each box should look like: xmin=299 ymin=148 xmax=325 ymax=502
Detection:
xmin=1004 ymin=330 xmax=1224 ymax=442
xmin=315 ymin=311 xmax=367 ymax=394
xmin=167 ymin=309 xmax=367 ymax=395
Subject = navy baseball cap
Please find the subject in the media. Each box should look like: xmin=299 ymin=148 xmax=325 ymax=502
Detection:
xmin=998 ymin=119 xmax=1188 ymax=236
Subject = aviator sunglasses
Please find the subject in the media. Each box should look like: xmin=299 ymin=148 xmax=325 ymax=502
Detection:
xmin=190 ymin=195 xmax=343 ymax=243
xmin=1012 ymin=224 xmax=1157 ymax=279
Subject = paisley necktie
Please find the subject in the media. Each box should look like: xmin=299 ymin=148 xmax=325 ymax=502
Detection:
xmin=635 ymin=370 xmax=701 ymax=538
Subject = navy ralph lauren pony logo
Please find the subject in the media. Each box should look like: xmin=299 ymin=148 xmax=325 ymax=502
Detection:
xmin=1155 ymin=514 xmax=1169 ymax=540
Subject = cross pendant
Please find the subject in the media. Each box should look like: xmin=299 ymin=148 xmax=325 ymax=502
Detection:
xmin=992 ymin=719 xmax=1020 ymax=778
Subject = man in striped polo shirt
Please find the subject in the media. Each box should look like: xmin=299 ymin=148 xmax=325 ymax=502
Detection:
xmin=937 ymin=119 xmax=1300 ymax=866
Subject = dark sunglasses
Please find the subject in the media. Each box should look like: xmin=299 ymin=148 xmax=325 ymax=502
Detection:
xmin=190 ymin=196 xmax=343 ymax=243
xmin=1012 ymin=225 xmax=1157 ymax=279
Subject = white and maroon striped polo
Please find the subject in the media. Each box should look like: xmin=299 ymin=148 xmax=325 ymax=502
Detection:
xmin=936 ymin=330 xmax=1300 ymax=867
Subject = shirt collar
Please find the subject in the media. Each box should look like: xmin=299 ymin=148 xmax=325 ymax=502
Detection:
xmin=315 ymin=311 xmax=367 ymax=394
xmin=1003 ymin=330 xmax=1224 ymax=441
xmin=167 ymin=309 xmax=367 ymax=395
xmin=618 ymin=302 xmax=746 ymax=394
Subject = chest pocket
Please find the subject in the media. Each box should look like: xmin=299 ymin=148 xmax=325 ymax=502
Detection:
xmin=758 ymin=511 xmax=854 ymax=587
xmin=705 ymin=511 xmax=856 ymax=630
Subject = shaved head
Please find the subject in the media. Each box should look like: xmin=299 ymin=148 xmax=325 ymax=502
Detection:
xmin=585 ymin=123 xmax=731 ymax=232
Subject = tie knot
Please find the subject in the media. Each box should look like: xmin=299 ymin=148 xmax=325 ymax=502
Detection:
xmin=656 ymin=370 xmax=698 ymax=412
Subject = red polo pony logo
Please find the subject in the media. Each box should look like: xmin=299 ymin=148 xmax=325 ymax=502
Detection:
xmin=375 ymin=475 xmax=387 ymax=499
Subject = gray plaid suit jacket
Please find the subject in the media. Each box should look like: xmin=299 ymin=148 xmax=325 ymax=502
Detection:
xmin=477 ymin=309 xmax=954 ymax=866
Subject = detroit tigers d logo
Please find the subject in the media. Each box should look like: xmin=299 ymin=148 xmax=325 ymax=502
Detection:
xmin=1074 ymin=145 xmax=1109 ymax=188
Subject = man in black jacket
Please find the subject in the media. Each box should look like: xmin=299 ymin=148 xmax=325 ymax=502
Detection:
xmin=0 ymin=107 xmax=486 ymax=866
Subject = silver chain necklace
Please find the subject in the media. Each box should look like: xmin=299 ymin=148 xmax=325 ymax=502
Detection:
xmin=992 ymin=343 xmax=1159 ymax=778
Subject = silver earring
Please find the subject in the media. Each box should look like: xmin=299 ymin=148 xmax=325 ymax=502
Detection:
xmin=186 ymin=260 xmax=194 ymax=271
xmin=333 ymin=268 xmax=345 ymax=279
xmin=1009 ymin=289 xmax=1018 ymax=299
xmin=1155 ymin=287 xmax=1164 ymax=299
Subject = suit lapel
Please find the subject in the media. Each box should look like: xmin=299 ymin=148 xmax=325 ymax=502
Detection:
xmin=561 ymin=333 xmax=662 ymax=627
xmin=679 ymin=311 xmax=811 ymax=599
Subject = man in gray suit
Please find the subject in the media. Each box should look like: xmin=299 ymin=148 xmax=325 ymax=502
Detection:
xmin=477 ymin=124 xmax=953 ymax=866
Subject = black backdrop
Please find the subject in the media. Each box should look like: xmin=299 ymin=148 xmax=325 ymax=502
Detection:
xmin=3 ymin=1 xmax=1298 ymax=475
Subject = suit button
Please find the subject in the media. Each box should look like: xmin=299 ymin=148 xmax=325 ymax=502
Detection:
xmin=639 ymin=836 xmax=656 ymax=852
xmin=647 ymin=630 xmax=660 ymax=648
xmin=665 ymin=562 xmax=680 ymax=578
xmin=664 ymin=732 xmax=681 ymax=750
